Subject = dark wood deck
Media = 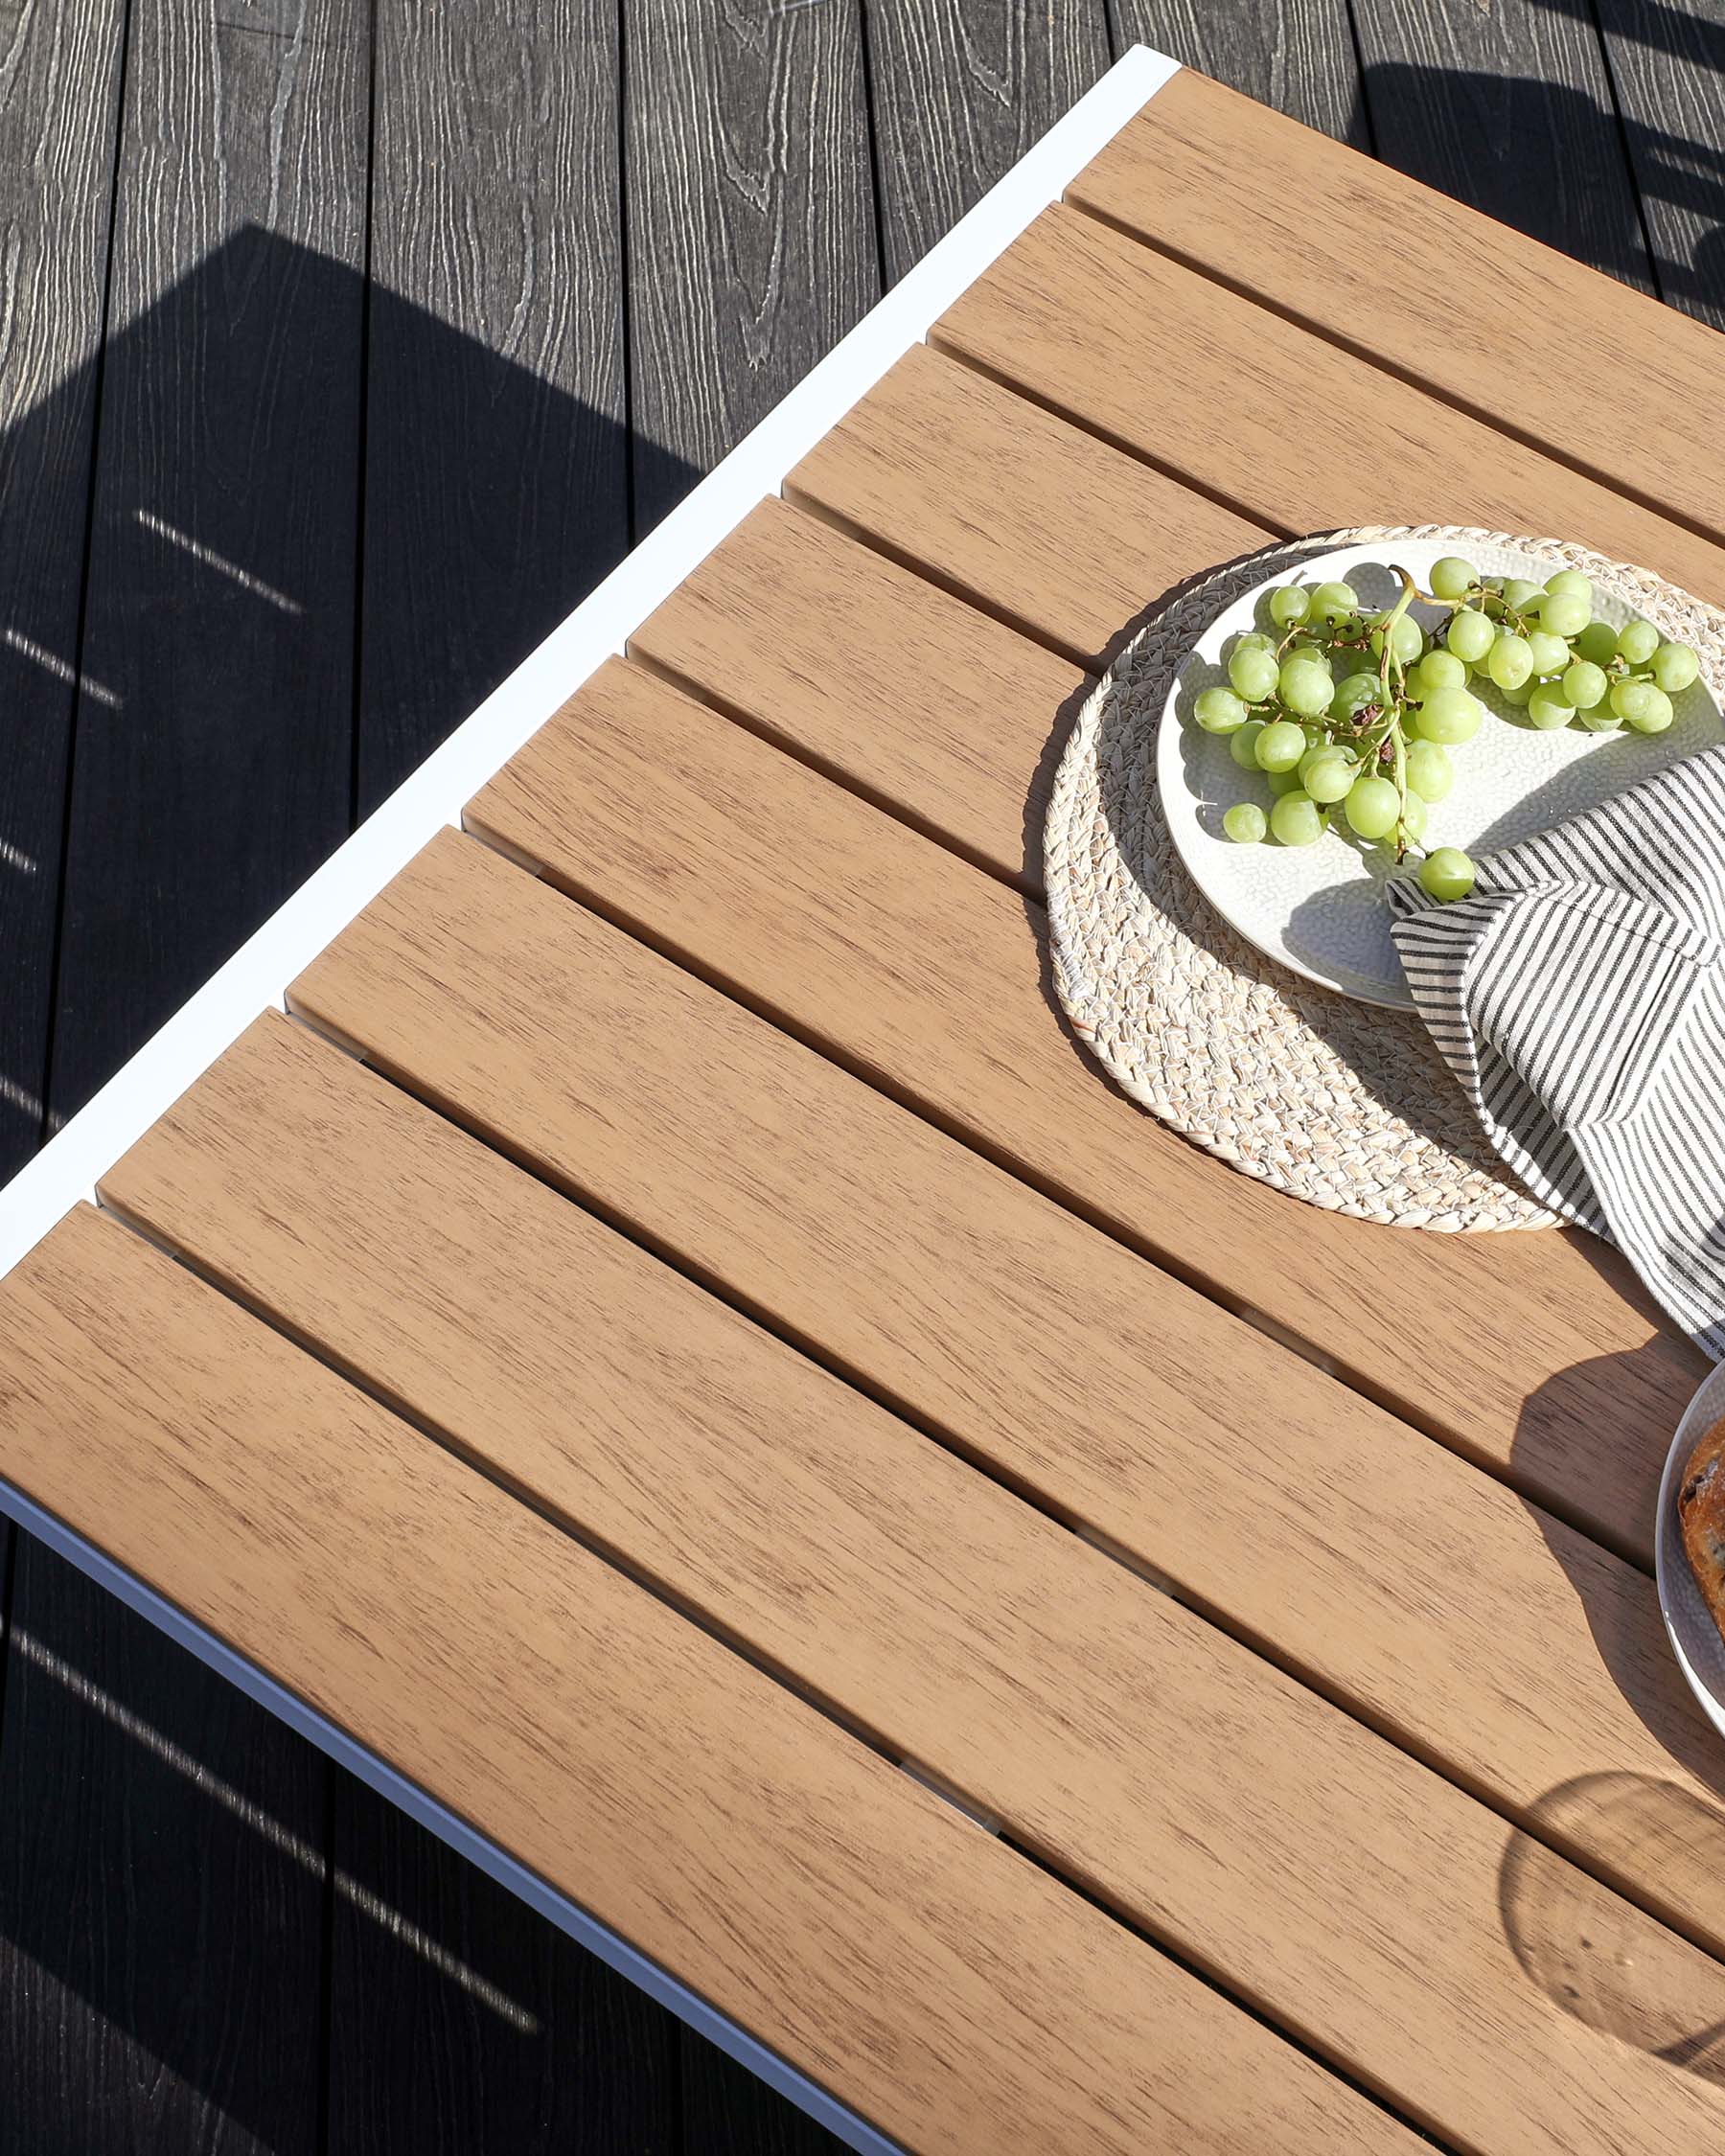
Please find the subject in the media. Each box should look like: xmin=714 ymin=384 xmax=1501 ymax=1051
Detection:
xmin=1 ymin=2 xmax=1722 ymax=2147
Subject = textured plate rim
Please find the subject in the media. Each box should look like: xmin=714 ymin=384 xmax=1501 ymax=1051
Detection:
xmin=1655 ymin=1362 xmax=1725 ymax=1746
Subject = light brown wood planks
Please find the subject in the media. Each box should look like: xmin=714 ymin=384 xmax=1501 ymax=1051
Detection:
xmin=787 ymin=341 xmax=1275 ymax=667
xmin=284 ymin=814 xmax=1725 ymax=1960
xmin=0 ymin=1204 xmax=1406 ymax=2156
xmin=545 ymin=643 xmax=1695 ymax=1565
xmin=1067 ymin=66 xmax=1725 ymax=555
xmin=101 ymin=1003 xmax=1725 ymax=2151
xmin=934 ymin=201 xmax=1725 ymax=609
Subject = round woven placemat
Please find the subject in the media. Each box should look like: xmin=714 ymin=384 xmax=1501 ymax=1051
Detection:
xmin=1044 ymin=524 xmax=1725 ymax=1230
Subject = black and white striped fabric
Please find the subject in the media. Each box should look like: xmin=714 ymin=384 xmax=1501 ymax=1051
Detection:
xmin=1389 ymin=746 xmax=1725 ymax=1359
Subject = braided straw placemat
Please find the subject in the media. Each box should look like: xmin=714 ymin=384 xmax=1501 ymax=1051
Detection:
xmin=1044 ymin=525 xmax=1725 ymax=1231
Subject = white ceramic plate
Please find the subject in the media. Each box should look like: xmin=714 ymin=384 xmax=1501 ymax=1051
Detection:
xmin=1657 ymin=1363 xmax=1725 ymax=1746
xmin=1158 ymin=539 xmax=1724 ymax=1009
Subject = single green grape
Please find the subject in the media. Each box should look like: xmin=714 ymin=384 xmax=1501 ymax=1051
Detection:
xmin=1195 ymin=685 xmax=1248 ymax=732
xmin=1369 ymin=610 xmax=1424 ymax=665
xmin=1404 ymin=738 xmax=1453 ymax=802
xmin=1344 ymin=773 xmax=1401 ymax=840
xmin=1624 ymin=683 xmax=1674 ymax=734
xmin=1228 ymin=646 xmax=1280 ymax=701
xmin=1270 ymin=789 xmax=1325 ymax=846
xmin=1278 ymin=659 xmax=1333 ymax=718
xmin=1429 ymin=556 xmax=1477 ymax=602
xmin=1578 ymin=708 xmax=1623 ymax=732
xmin=1526 ymin=630 xmax=1570 ymax=677
xmin=1414 ymin=649 xmax=1466 ymax=696
xmin=1610 ymin=677 xmax=1661 ymax=724
xmin=1574 ymin=619 xmax=1619 ymax=668
xmin=1230 ymin=719 xmax=1267 ymax=769
xmin=1526 ymin=682 xmax=1576 ymax=730
xmin=1486 ymin=633 xmax=1533 ymax=691
xmin=1545 ymin=569 xmax=1593 ymax=604
xmin=1561 ymin=660 xmax=1608 ymax=710
xmin=1537 ymin=588 xmax=1592 ymax=639
xmin=1414 ymin=686 xmax=1484 ymax=745
xmin=1499 ymin=677 xmax=1535 ymax=709
xmin=1223 ymin=801 xmax=1267 ymax=844
xmin=1286 ymin=640 xmax=1331 ymax=667
xmin=1231 ymin=630 xmax=1276 ymax=654
xmin=1308 ymin=579 xmax=1359 ymax=624
xmin=1446 ymin=609 xmax=1494 ymax=665
xmin=1653 ymin=641 xmax=1700 ymax=694
xmin=1501 ymin=578 xmax=1545 ymax=614
xmin=1328 ymin=672 xmax=1382 ymax=722
xmin=1268 ymin=765 xmax=1304 ymax=795
xmin=1419 ymin=847 xmax=1476 ymax=902
xmin=1255 ymin=718 xmax=1308 ymax=771
xmin=1399 ymin=790 xmax=1429 ymax=842
xmin=1269 ymin=585 xmax=1311 ymax=627
xmin=1301 ymin=748 xmax=1358 ymax=804
xmin=1617 ymin=619 xmax=1660 ymax=666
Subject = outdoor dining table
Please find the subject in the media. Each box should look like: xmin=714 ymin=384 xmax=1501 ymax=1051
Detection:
xmin=6 ymin=44 xmax=1725 ymax=2154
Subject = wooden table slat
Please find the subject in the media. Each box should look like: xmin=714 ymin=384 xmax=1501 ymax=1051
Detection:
xmin=621 ymin=542 xmax=1698 ymax=1556
xmin=99 ymin=999 xmax=1725 ymax=2152
xmin=1066 ymin=66 xmax=1725 ymax=551
xmin=280 ymin=801 xmax=1725 ymax=1959
xmin=932 ymin=201 xmax=1725 ymax=611
xmin=0 ymin=1204 xmax=1402 ymax=2156
xmin=787 ymin=340 xmax=1275 ymax=668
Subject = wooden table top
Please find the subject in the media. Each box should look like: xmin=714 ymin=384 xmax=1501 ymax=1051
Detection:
xmin=6 ymin=56 xmax=1725 ymax=2154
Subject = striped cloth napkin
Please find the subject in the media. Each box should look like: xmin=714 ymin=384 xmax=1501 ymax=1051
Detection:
xmin=1388 ymin=746 xmax=1725 ymax=1358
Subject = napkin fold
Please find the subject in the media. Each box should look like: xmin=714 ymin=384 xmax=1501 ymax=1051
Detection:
xmin=1388 ymin=745 xmax=1725 ymax=1358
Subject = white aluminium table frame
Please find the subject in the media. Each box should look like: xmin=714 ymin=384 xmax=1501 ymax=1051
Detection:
xmin=0 ymin=49 xmax=1180 ymax=2154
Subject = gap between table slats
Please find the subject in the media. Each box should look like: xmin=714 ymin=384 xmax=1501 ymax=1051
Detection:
xmin=93 ymin=952 xmax=1725 ymax=2154
xmin=2 ymin=1203 xmax=1407 ymax=2156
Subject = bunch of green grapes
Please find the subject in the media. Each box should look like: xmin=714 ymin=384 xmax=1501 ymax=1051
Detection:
xmin=1190 ymin=557 xmax=1701 ymax=903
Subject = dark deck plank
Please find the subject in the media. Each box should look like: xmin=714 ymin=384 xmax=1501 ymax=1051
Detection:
xmin=0 ymin=1539 xmax=327 ymax=2155
xmin=623 ymin=0 xmax=881 ymax=533
xmin=2 ymin=3 xmax=370 ymax=2148
xmin=1107 ymin=0 xmax=1368 ymax=144
xmin=326 ymin=1783 xmax=677 ymax=2156
xmin=48 ymin=0 xmax=369 ymax=1124
xmin=0 ymin=0 xmax=126 ymax=1181
xmin=356 ymin=0 xmax=636 ymax=814
xmin=682 ymin=2030 xmax=846 ymax=2155
xmin=1591 ymin=0 xmax=1725 ymax=329
xmin=1352 ymin=0 xmax=1656 ymax=294
xmin=862 ymin=0 xmax=1113 ymax=285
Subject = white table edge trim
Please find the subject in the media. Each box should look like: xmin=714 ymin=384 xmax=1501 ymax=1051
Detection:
xmin=0 ymin=47 xmax=1180 ymax=2156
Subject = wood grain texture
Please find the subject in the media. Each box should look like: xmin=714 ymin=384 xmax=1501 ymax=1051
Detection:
xmin=327 ymin=1779 xmax=676 ymax=2156
xmin=494 ymin=661 xmax=1699 ymax=1564
xmin=631 ymin=494 xmax=1088 ymax=883
xmin=0 ymin=1204 xmax=1412 ymax=2156
xmin=1354 ymin=0 xmax=1655 ymax=295
xmin=283 ymin=800 xmax=1725 ymax=1960
xmin=0 ymin=0 xmax=126 ymax=1181
xmin=623 ymin=0 xmax=879 ymax=534
xmin=862 ymin=0 xmax=1111 ymax=284
xmin=94 ymin=1006 xmax=1725 ymax=2150
xmin=1108 ymin=0 xmax=1368 ymax=144
xmin=0 ymin=1534 xmax=326 ymax=2156
xmin=936 ymin=201 xmax=1725 ymax=608
xmin=1592 ymin=0 xmax=1725 ymax=331
xmin=50 ymin=0 xmax=367 ymax=1127
xmin=787 ymin=340 xmax=1274 ymax=667
xmin=1067 ymin=66 xmax=1725 ymax=549
xmin=358 ymin=0 xmax=632 ymax=812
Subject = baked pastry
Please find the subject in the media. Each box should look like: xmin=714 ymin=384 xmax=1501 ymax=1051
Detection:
xmin=1678 ymin=1412 xmax=1725 ymax=1646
